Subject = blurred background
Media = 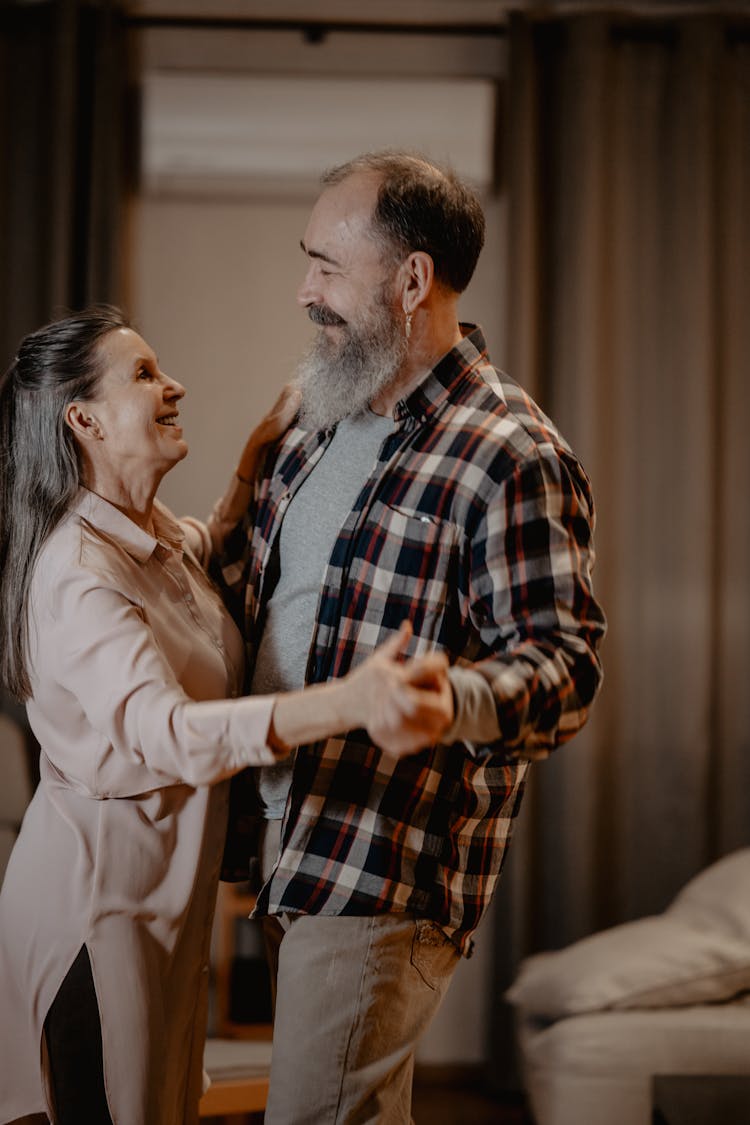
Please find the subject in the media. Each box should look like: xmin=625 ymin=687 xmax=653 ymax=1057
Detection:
xmin=1 ymin=0 xmax=748 ymax=1096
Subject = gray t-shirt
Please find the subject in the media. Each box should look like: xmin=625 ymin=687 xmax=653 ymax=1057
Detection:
xmin=250 ymin=409 xmax=395 ymax=817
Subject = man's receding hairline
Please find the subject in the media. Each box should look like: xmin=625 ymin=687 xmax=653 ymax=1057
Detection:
xmin=321 ymin=151 xmax=451 ymax=184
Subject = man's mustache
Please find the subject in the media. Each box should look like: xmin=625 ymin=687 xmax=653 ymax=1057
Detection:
xmin=308 ymin=305 xmax=347 ymax=327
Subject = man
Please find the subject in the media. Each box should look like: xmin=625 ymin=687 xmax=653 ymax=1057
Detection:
xmin=221 ymin=151 xmax=606 ymax=1123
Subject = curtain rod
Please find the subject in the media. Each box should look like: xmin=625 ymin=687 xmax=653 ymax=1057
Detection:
xmin=124 ymin=16 xmax=508 ymax=39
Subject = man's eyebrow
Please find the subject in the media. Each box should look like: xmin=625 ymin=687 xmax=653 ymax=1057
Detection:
xmin=300 ymin=240 xmax=341 ymax=267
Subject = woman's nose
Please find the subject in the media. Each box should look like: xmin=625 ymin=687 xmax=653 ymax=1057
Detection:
xmin=163 ymin=375 xmax=185 ymax=400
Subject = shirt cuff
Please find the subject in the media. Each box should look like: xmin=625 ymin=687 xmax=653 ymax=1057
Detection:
xmin=442 ymin=666 xmax=501 ymax=747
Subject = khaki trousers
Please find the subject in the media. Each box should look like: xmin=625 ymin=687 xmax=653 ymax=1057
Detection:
xmin=258 ymin=822 xmax=460 ymax=1124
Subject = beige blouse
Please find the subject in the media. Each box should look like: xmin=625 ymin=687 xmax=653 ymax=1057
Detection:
xmin=0 ymin=489 xmax=278 ymax=1125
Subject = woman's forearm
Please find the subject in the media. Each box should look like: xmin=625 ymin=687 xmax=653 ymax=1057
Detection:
xmin=207 ymin=385 xmax=301 ymax=556
xmin=206 ymin=472 xmax=254 ymax=556
xmin=266 ymin=627 xmax=455 ymax=759
xmin=268 ymin=680 xmax=358 ymax=752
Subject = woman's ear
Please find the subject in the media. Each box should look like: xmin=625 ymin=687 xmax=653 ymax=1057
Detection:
xmin=400 ymin=251 xmax=434 ymax=314
xmin=65 ymin=403 xmax=102 ymax=442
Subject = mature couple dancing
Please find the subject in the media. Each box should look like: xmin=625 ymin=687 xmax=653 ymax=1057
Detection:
xmin=0 ymin=150 xmax=605 ymax=1125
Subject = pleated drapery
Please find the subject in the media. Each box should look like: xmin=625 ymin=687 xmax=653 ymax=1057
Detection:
xmin=491 ymin=7 xmax=749 ymax=1084
xmin=0 ymin=0 xmax=129 ymax=362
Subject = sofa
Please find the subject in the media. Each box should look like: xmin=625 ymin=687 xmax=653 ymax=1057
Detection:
xmin=506 ymin=848 xmax=750 ymax=1125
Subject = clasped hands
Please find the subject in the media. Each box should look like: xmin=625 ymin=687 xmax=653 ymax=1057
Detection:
xmin=346 ymin=621 xmax=454 ymax=758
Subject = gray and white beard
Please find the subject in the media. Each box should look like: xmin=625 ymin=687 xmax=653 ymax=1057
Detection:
xmin=296 ymin=303 xmax=407 ymax=432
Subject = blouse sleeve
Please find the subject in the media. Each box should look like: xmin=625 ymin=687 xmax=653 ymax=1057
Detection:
xmin=175 ymin=477 xmax=252 ymax=568
xmin=178 ymin=515 xmax=213 ymax=568
xmin=204 ymin=474 xmax=253 ymax=558
xmin=40 ymin=564 xmax=279 ymax=796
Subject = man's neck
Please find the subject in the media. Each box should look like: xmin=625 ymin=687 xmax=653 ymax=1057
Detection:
xmin=370 ymin=320 xmax=465 ymax=418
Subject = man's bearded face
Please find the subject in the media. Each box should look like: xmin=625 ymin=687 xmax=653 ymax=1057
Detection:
xmin=296 ymin=279 xmax=406 ymax=432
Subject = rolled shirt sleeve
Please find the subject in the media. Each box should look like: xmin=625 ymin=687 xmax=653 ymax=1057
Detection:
xmin=465 ymin=445 xmax=605 ymax=760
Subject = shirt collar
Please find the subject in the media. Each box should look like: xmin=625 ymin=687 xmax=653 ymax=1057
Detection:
xmin=73 ymin=488 xmax=185 ymax=564
xmin=394 ymin=323 xmax=489 ymax=425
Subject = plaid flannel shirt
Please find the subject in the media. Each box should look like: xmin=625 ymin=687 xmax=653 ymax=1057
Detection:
xmin=221 ymin=326 xmax=605 ymax=953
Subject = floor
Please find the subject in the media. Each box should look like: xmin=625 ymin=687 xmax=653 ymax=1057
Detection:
xmin=412 ymin=1073 xmax=533 ymax=1125
xmin=203 ymin=1069 xmax=533 ymax=1124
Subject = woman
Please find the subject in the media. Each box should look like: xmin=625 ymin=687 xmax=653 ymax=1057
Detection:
xmin=0 ymin=308 xmax=452 ymax=1125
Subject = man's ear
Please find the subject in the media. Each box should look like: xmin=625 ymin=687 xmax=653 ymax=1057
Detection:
xmin=400 ymin=251 xmax=434 ymax=313
xmin=65 ymin=403 xmax=102 ymax=442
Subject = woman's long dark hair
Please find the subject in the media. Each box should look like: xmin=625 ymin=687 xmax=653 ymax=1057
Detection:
xmin=0 ymin=306 xmax=129 ymax=700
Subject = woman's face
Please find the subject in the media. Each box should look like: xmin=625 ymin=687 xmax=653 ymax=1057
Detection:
xmin=87 ymin=327 xmax=188 ymax=476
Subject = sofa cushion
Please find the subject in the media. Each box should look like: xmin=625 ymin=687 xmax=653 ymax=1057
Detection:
xmin=506 ymin=849 xmax=750 ymax=1019
xmin=667 ymin=848 xmax=750 ymax=938
xmin=517 ymin=1002 xmax=750 ymax=1125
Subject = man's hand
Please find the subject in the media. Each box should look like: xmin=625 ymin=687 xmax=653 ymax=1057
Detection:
xmin=347 ymin=623 xmax=455 ymax=758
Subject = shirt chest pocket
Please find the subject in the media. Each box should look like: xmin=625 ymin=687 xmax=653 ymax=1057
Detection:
xmin=345 ymin=503 xmax=465 ymax=647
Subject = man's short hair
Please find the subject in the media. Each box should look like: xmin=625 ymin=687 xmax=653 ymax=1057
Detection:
xmin=321 ymin=151 xmax=486 ymax=294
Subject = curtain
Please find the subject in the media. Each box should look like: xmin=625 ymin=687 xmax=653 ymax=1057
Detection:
xmin=489 ymin=8 xmax=749 ymax=1085
xmin=0 ymin=0 xmax=130 ymax=363
xmin=0 ymin=0 xmax=130 ymax=767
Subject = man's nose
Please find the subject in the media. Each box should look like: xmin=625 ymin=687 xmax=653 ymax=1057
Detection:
xmin=297 ymin=263 xmax=320 ymax=307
